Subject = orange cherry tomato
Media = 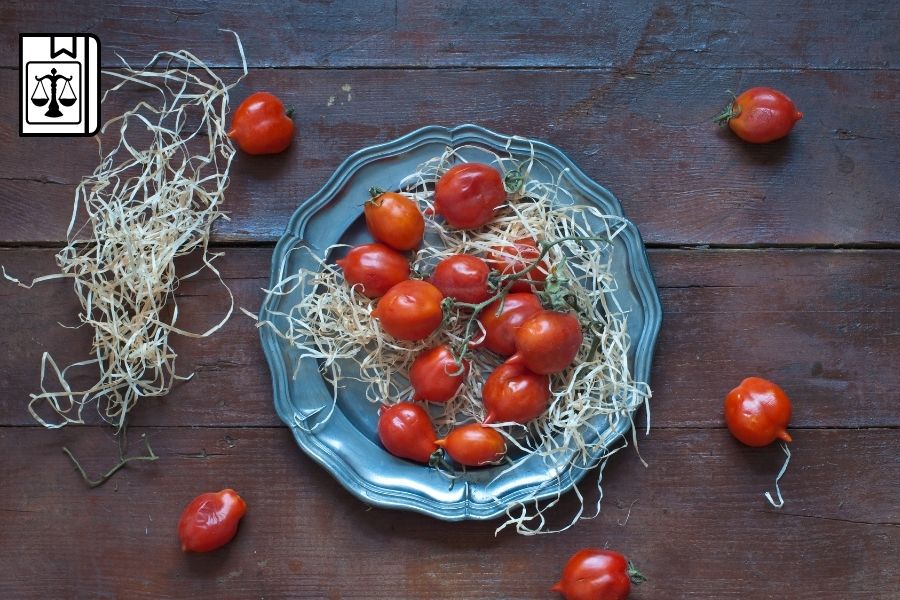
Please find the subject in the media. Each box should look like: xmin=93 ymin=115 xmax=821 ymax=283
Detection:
xmin=409 ymin=344 xmax=469 ymax=404
xmin=228 ymin=92 xmax=294 ymax=155
xmin=177 ymin=489 xmax=247 ymax=553
xmin=377 ymin=402 xmax=439 ymax=463
xmin=336 ymin=243 xmax=410 ymax=298
xmin=482 ymin=359 xmax=550 ymax=424
xmin=487 ymin=237 xmax=548 ymax=293
xmin=433 ymin=163 xmax=507 ymax=229
xmin=724 ymin=377 xmax=793 ymax=447
xmin=476 ymin=292 xmax=543 ymax=356
xmin=436 ymin=424 xmax=506 ymax=467
xmin=511 ymin=310 xmax=583 ymax=374
xmin=715 ymin=87 xmax=803 ymax=144
xmin=371 ymin=280 xmax=444 ymax=341
xmin=364 ymin=190 xmax=424 ymax=251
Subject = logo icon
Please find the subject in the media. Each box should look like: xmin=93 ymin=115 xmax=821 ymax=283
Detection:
xmin=20 ymin=34 xmax=100 ymax=136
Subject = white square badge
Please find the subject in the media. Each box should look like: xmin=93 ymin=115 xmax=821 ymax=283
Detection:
xmin=20 ymin=34 xmax=100 ymax=137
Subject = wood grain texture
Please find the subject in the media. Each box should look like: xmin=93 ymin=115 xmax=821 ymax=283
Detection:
xmin=1 ymin=68 xmax=898 ymax=246
xmin=0 ymin=425 xmax=896 ymax=600
xmin=1 ymin=1 xmax=897 ymax=598
xmin=1 ymin=247 xmax=897 ymax=428
xmin=2 ymin=0 xmax=898 ymax=69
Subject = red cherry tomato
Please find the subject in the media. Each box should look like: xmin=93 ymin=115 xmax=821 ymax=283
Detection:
xmin=377 ymin=402 xmax=439 ymax=463
xmin=371 ymin=280 xmax=444 ymax=341
xmin=715 ymin=87 xmax=803 ymax=144
xmin=429 ymin=254 xmax=492 ymax=303
xmin=433 ymin=163 xmax=507 ymax=229
xmin=364 ymin=190 xmax=424 ymax=251
xmin=511 ymin=310 xmax=583 ymax=374
xmin=724 ymin=377 xmax=793 ymax=447
xmin=409 ymin=344 xmax=469 ymax=404
xmin=177 ymin=489 xmax=247 ymax=553
xmin=552 ymin=548 xmax=644 ymax=600
xmin=336 ymin=243 xmax=410 ymax=298
xmin=483 ymin=360 xmax=550 ymax=424
xmin=487 ymin=237 xmax=548 ymax=293
xmin=476 ymin=293 xmax=543 ymax=356
xmin=436 ymin=424 xmax=506 ymax=467
xmin=227 ymin=92 xmax=294 ymax=155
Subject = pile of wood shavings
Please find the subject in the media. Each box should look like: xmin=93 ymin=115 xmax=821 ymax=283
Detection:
xmin=3 ymin=33 xmax=246 ymax=430
xmin=257 ymin=143 xmax=651 ymax=535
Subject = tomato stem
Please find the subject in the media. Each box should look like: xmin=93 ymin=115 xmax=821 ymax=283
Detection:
xmin=62 ymin=431 xmax=158 ymax=488
xmin=713 ymin=92 xmax=741 ymax=126
xmin=503 ymin=168 xmax=524 ymax=194
xmin=368 ymin=186 xmax=386 ymax=199
xmin=448 ymin=235 xmax=610 ymax=362
xmin=627 ymin=561 xmax=647 ymax=585
xmin=285 ymin=106 xmax=295 ymax=119
xmin=428 ymin=448 xmax=461 ymax=489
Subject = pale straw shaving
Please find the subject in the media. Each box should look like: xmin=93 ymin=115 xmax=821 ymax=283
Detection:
xmin=3 ymin=32 xmax=246 ymax=430
xmin=765 ymin=441 xmax=791 ymax=508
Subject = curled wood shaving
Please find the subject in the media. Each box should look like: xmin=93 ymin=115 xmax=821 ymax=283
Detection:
xmin=4 ymin=32 xmax=246 ymax=430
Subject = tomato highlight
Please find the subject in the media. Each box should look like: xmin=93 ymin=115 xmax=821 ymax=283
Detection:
xmin=715 ymin=87 xmax=802 ymax=144
xmin=433 ymin=163 xmax=507 ymax=229
xmin=336 ymin=243 xmax=410 ymax=298
xmin=364 ymin=189 xmax=424 ymax=251
xmin=228 ymin=91 xmax=294 ymax=155
xmin=372 ymin=280 xmax=445 ymax=341
xmin=552 ymin=548 xmax=645 ymax=600
xmin=483 ymin=360 xmax=550 ymax=424
xmin=377 ymin=402 xmax=439 ymax=463
xmin=724 ymin=376 xmax=793 ymax=447
xmin=409 ymin=345 xmax=469 ymax=404
xmin=436 ymin=424 xmax=506 ymax=467
xmin=178 ymin=489 xmax=247 ymax=553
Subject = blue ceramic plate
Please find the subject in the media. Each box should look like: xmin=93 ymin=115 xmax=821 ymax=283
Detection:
xmin=259 ymin=124 xmax=662 ymax=521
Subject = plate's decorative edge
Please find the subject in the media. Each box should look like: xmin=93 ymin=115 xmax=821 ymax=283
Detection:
xmin=259 ymin=124 xmax=663 ymax=520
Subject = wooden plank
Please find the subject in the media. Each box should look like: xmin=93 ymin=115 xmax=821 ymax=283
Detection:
xmin=2 ymin=1 xmax=898 ymax=69
xmin=2 ymin=68 xmax=898 ymax=246
xmin=1 ymin=247 xmax=897 ymax=428
xmin=0 ymin=425 xmax=896 ymax=599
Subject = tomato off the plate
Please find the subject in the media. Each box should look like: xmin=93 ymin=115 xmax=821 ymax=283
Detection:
xmin=258 ymin=125 xmax=662 ymax=520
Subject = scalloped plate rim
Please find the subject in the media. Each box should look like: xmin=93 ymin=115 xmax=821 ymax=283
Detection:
xmin=259 ymin=124 xmax=662 ymax=520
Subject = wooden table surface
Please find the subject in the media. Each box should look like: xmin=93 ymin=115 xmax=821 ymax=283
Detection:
xmin=2 ymin=2 xmax=898 ymax=599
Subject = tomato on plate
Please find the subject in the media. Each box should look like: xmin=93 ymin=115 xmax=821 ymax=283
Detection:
xmin=178 ymin=489 xmax=247 ymax=553
xmin=511 ymin=310 xmax=583 ymax=374
xmin=552 ymin=548 xmax=644 ymax=600
xmin=336 ymin=243 xmax=410 ymax=298
xmin=715 ymin=87 xmax=803 ymax=143
xmin=372 ymin=280 xmax=444 ymax=341
xmin=377 ymin=402 xmax=439 ymax=463
xmin=483 ymin=359 xmax=550 ymax=424
xmin=476 ymin=292 xmax=543 ymax=356
xmin=429 ymin=254 xmax=492 ymax=303
xmin=409 ymin=345 xmax=469 ymax=404
xmin=436 ymin=424 xmax=506 ymax=467
xmin=364 ymin=190 xmax=424 ymax=251
xmin=228 ymin=92 xmax=294 ymax=155
xmin=487 ymin=237 xmax=548 ymax=293
xmin=433 ymin=163 xmax=507 ymax=229
xmin=724 ymin=377 xmax=793 ymax=447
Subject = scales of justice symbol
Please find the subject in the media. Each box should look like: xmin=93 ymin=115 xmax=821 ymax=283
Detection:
xmin=30 ymin=67 xmax=77 ymax=118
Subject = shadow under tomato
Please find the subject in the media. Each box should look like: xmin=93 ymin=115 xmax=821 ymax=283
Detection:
xmin=180 ymin=537 xmax=239 ymax=574
xmin=230 ymin=143 xmax=297 ymax=182
xmin=718 ymin=127 xmax=795 ymax=166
